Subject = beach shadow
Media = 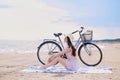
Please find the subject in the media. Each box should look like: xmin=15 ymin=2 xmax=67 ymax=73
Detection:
xmin=51 ymin=72 xmax=73 ymax=77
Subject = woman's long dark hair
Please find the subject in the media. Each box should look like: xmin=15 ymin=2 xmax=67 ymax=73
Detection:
xmin=66 ymin=36 xmax=76 ymax=56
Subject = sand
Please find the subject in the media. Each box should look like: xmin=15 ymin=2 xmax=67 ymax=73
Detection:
xmin=0 ymin=42 xmax=120 ymax=80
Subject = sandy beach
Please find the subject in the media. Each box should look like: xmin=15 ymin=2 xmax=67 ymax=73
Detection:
xmin=0 ymin=42 xmax=120 ymax=80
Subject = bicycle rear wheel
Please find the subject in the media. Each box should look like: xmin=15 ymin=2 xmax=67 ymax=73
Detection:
xmin=37 ymin=41 xmax=62 ymax=65
xmin=78 ymin=42 xmax=102 ymax=66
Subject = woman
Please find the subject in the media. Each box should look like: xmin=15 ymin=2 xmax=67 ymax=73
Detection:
xmin=40 ymin=36 xmax=79 ymax=71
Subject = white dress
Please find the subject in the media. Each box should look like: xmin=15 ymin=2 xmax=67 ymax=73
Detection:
xmin=66 ymin=51 xmax=79 ymax=71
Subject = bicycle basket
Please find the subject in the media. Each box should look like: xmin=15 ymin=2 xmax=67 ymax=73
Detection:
xmin=82 ymin=30 xmax=93 ymax=41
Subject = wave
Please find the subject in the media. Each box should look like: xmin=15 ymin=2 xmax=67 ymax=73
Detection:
xmin=0 ymin=38 xmax=119 ymax=54
xmin=0 ymin=40 xmax=42 ymax=54
xmin=93 ymin=38 xmax=120 ymax=43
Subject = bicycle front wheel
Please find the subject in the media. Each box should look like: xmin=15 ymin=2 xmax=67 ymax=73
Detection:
xmin=78 ymin=42 xmax=102 ymax=66
xmin=37 ymin=41 xmax=62 ymax=65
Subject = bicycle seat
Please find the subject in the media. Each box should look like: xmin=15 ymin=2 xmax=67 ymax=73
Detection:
xmin=54 ymin=33 xmax=62 ymax=37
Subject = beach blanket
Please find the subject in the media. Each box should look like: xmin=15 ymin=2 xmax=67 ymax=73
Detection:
xmin=21 ymin=66 xmax=112 ymax=73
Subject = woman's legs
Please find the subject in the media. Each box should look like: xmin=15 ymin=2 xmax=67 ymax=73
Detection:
xmin=43 ymin=57 xmax=67 ymax=69
xmin=47 ymin=55 xmax=56 ymax=63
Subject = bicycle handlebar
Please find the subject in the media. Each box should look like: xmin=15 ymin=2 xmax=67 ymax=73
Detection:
xmin=72 ymin=30 xmax=79 ymax=34
xmin=71 ymin=27 xmax=84 ymax=34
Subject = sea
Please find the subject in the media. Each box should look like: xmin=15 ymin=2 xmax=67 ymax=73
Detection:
xmin=0 ymin=40 xmax=42 ymax=54
xmin=0 ymin=38 xmax=119 ymax=54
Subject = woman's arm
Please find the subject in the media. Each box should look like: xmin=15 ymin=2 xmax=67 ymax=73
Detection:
xmin=55 ymin=47 xmax=72 ymax=57
xmin=47 ymin=47 xmax=72 ymax=63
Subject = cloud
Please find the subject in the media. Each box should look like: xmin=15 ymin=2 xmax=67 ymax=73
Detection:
xmin=0 ymin=4 xmax=12 ymax=8
xmin=0 ymin=0 xmax=119 ymax=40
xmin=0 ymin=0 xmax=77 ymax=40
xmin=87 ymin=26 xmax=120 ymax=40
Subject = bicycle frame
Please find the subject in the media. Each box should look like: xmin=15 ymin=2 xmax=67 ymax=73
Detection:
xmin=41 ymin=27 xmax=90 ymax=55
xmin=74 ymin=32 xmax=84 ymax=49
xmin=37 ymin=27 xmax=103 ymax=66
xmin=55 ymin=29 xmax=86 ymax=50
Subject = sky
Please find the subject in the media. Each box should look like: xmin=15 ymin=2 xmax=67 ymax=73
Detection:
xmin=0 ymin=0 xmax=120 ymax=40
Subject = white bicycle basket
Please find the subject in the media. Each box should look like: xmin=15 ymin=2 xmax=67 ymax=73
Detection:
xmin=82 ymin=30 xmax=93 ymax=41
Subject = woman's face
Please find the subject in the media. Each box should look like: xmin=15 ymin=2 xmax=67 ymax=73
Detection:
xmin=64 ymin=37 xmax=68 ymax=43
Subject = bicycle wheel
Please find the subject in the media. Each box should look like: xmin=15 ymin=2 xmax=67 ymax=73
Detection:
xmin=37 ymin=41 xmax=62 ymax=65
xmin=78 ymin=42 xmax=102 ymax=66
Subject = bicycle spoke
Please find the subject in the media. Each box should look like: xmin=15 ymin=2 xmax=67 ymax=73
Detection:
xmin=83 ymin=45 xmax=91 ymax=56
xmin=78 ymin=43 xmax=102 ymax=66
xmin=37 ymin=41 xmax=62 ymax=65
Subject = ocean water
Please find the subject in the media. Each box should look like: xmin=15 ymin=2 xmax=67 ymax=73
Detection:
xmin=0 ymin=39 xmax=71 ymax=54
xmin=0 ymin=38 xmax=119 ymax=54
xmin=0 ymin=40 xmax=42 ymax=54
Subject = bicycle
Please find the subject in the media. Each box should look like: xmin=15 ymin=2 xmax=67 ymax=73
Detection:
xmin=37 ymin=27 xmax=103 ymax=66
